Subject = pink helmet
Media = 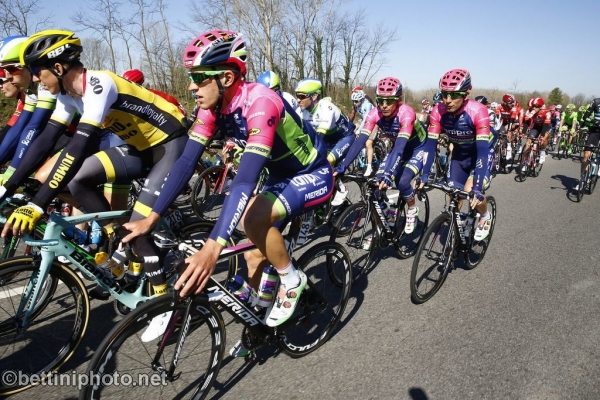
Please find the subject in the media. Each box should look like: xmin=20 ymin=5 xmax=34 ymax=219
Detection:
xmin=439 ymin=68 xmax=472 ymax=92
xmin=376 ymin=77 xmax=402 ymax=97
xmin=122 ymin=69 xmax=145 ymax=85
xmin=182 ymin=29 xmax=248 ymax=75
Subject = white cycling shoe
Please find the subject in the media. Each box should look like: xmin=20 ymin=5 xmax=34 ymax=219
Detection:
xmin=363 ymin=164 xmax=373 ymax=177
xmin=473 ymin=215 xmax=492 ymax=241
xmin=404 ymin=207 xmax=419 ymax=234
xmin=266 ymin=270 xmax=307 ymax=327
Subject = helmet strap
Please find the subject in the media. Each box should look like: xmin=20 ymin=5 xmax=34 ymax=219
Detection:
xmin=214 ymin=76 xmax=225 ymax=114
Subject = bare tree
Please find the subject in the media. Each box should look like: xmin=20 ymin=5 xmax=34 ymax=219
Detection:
xmin=72 ymin=0 xmax=123 ymax=71
xmin=80 ymin=37 xmax=112 ymax=70
xmin=0 ymin=0 xmax=50 ymax=36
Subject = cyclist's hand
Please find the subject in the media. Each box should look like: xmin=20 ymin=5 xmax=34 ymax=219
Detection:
xmin=1 ymin=203 xmax=44 ymax=238
xmin=469 ymin=190 xmax=485 ymax=209
xmin=175 ymin=240 xmax=220 ymax=297
xmin=378 ymin=174 xmax=393 ymax=190
xmin=333 ymin=165 xmax=345 ymax=177
xmin=122 ymin=213 xmax=160 ymax=243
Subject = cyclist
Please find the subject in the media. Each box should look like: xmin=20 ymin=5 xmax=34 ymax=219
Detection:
xmin=418 ymin=98 xmax=433 ymax=128
xmin=121 ymin=30 xmax=332 ymax=336
xmin=0 ymin=35 xmax=56 ymax=184
xmin=350 ymin=87 xmax=376 ymax=175
xmin=424 ymin=68 xmax=492 ymax=241
xmin=576 ymin=98 xmax=600 ymax=190
xmin=295 ymin=78 xmax=354 ymax=204
xmin=521 ymin=97 xmax=551 ymax=165
xmin=334 ymin=77 xmax=436 ymax=234
xmin=559 ymin=103 xmax=578 ymax=155
xmin=0 ymin=29 xmax=189 ymax=316
xmin=495 ymin=93 xmax=523 ymax=161
xmin=256 ymin=69 xmax=299 ymax=114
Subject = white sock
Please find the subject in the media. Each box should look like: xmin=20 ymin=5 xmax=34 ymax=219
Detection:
xmin=277 ymin=261 xmax=300 ymax=288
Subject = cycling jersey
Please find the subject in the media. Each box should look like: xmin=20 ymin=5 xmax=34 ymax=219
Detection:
xmin=153 ymin=81 xmax=330 ymax=246
xmin=354 ymin=99 xmax=374 ymax=132
xmin=561 ymin=111 xmax=578 ymax=128
xmin=304 ymin=97 xmax=354 ymax=143
xmin=495 ymin=102 xmax=523 ymax=127
xmin=427 ymin=99 xmax=490 ymax=192
xmin=525 ymin=109 xmax=551 ymax=132
xmin=4 ymin=70 xmax=188 ymax=208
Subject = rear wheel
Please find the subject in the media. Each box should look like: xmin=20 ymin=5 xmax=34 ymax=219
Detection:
xmin=279 ymin=242 xmax=351 ymax=358
xmin=191 ymin=165 xmax=236 ymax=222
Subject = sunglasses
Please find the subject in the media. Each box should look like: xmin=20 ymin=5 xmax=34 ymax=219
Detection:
xmin=375 ymin=96 xmax=399 ymax=106
xmin=296 ymin=93 xmax=310 ymax=100
xmin=3 ymin=65 xmax=23 ymax=75
xmin=441 ymin=91 xmax=467 ymax=100
xmin=188 ymin=71 xmax=225 ymax=85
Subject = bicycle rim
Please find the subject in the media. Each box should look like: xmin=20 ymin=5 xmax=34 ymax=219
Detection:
xmin=0 ymin=258 xmax=90 ymax=396
xmin=410 ymin=213 xmax=455 ymax=304
xmin=80 ymin=295 xmax=225 ymax=400
xmin=280 ymin=242 xmax=352 ymax=358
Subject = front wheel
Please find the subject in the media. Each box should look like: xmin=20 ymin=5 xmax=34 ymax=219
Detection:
xmin=410 ymin=212 xmax=456 ymax=304
xmin=0 ymin=258 xmax=90 ymax=396
xmin=190 ymin=165 xmax=236 ymax=221
xmin=279 ymin=242 xmax=352 ymax=358
xmin=80 ymin=294 xmax=225 ymax=400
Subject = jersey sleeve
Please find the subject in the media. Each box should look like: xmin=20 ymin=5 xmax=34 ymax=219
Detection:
xmin=78 ymin=72 xmax=119 ymax=127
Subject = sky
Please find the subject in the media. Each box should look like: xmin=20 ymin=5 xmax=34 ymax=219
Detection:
xmin=33 ymin=0 xmax=600 ymax=98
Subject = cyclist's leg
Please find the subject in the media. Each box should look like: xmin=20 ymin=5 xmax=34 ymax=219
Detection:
xmin=245 ymin=164 xmax=334 ymax=326
xmin=396 ymin=156 xmax=420 ymax=234
xmin=582 ymin=130 xmax=600 ymax=175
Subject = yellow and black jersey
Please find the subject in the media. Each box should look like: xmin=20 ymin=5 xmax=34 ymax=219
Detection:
xmin=50 ymin=70 xmax=187 ymax=151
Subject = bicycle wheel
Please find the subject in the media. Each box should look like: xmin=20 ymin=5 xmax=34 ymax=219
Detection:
xmin=279 ymin=241 xmax=351 ymax=358
xmin=516 ymin=151 xmax=529 ymax=182
xmin=0 ymin=257 xmax=90 ymax=396
xmin=190 ymin=165 xmax=235 ymax=221
xmin=590 ymin=174 xmax=598 ymax=195
xmin=394 ymin=190 xmax=430 ymax=259
xmin=464 ymin=196 xmax=497 ymax=269
xmin=410 ymin=212 xmax=456 ymax=304
xmin=80 ymin=294 xmax=225 ymax=400
xmin=575 ymin=173 xmax=586 ymax=202
xmin=329 ymin=202 xmax=377 ymax=279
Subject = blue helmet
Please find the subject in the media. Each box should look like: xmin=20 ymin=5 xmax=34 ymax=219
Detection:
xmin=257 ymin=70 xmax=281 ymax=90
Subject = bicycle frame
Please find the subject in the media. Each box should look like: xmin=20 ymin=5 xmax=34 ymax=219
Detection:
xmin=14 ymin=210 xmax=158 ymax=329
xmin=427 ymin=182 xmax=475 ymax=248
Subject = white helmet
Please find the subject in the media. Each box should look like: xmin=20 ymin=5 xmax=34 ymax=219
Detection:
xmin=351 ymin=90 xmax=365 ymax=102
xmin=556 ymin=104 xmax=563 ymax=110
xmin=490 ymin=102 xmax=498 ymax=109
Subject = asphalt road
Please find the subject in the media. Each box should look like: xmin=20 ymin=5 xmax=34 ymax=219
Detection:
xmin=7 ymin=150 xmax=600 ymax=400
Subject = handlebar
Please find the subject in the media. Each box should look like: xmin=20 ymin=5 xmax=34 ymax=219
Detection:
xmin=425 ymin=181 xmax=471 ymax=199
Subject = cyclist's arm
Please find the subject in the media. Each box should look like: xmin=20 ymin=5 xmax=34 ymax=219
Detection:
xmin=422 ymin=105 xmax=443 ymax=181
xmin=472 ymin=109 xmax=491 ymax=193
xmin=381 ymin=107 xmax=416 ymax=177
xmin=0 ymin=109 xmax=33 ymax=163
xmin=209 ymin=96 xmax=281 ymax=246
xmin=420 ymin=133 xmax=439 ymax=184
xmin=7 ymin=105 xmax=54 ymax=170
xmin=335 ymin=107 xmax=378 ymax=173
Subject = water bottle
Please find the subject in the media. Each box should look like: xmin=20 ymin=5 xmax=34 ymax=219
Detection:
xmin=257 ymin=265 xmax=279 ymax=308
xmin=439 ymin=153 xmax=448 ymax=168
xmin=89 ymin=221 xmax=103 ymax=247
xmin=506 ymin=143 xmax=512 ymax=160
xmin=64 ymin=226 xmax=88 ymax=245
xmin=227 ymin=275 xmax=259 ymax=307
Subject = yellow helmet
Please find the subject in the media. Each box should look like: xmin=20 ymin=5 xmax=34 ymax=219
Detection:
xmin=20 ymin=29 xmax=82 ymax=67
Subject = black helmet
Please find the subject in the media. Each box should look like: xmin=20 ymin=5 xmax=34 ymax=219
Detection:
xmin=475 ymin=95 xmax=488 ymax=105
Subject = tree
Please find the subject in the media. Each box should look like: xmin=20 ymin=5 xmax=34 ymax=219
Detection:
xmin=548 ymin=87 xmax=563 ymax=105
xmin=0 ymin=0 xmax=50 ymax=36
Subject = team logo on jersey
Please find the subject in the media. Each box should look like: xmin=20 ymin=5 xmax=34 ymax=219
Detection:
xmin=194 ymin=118 xmax=204 ymax=126
xmin=89 ymin=76 xmax=103 ymax=94
xmin=249 ymin=128 xmax=261 ymax=136
xmin=267 ymin=116 xmax=276 ymax=127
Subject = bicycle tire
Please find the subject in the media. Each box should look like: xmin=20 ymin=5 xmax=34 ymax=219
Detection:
xmin=0 ymin=257 xmax=90 ymax=396
xmin=190 ymin=165 xmax=235 ymax=222
xmin=533 ymin=158 xmax=543 ymax=177
xmin=464 ymin=196 xmax=497 ymax=270
xmin=575 ymin=173 xmax=585 ymax=202
xmin=394 ymin=190 xmax=430 ymax=259
xmin=329 ymin=202 xmax=377 ymax=279
xmin=410 ymin=212 xmax=456 ymax=304
xmin=590 ymin=174 xmax=598 ymax=194
xmin=279 ymin=241 xmax=352 ymax=358
xmin=80 ymin=294 xmax=225 ymax=400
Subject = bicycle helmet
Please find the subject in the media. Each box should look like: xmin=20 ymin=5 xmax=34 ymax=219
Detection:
xmin=257 ymin=70 xmax=280 ymax=90
xmin=0 ymin=35 xmax=27 ymax=66
xmin=532 ymin=97 xmax=544 ymax=108
xmin=556 ymin=104 xmax=563 ymax=110
xmin=421 ymin=99 xmax=430 ymax=106
xmin=352 ymin=85 xmax=363 ymax=92
xmin=122 ymin=68 xmax=145 ymax=85
xmin=502 ymin=93 xmax=515 ymax=105
xmin=20 ymin=30 xmax=82 ymax=67
xmin=490 ymin=102 xmax=498 ymax=109
xmin=475 ymin=95 xmax=488 ymax=105
xmin=579 ymin=105 xmax=588 ymax=113
xmin=432 ymin=91 xmax=443 ymax=104
xmin=182 ymin=30 xmax=247 ymax=75
xmin=566 ymin=103 xmax=576 ymax=112
xmin=351 ymin=90 xmax=366 ymax=102
xmin=376 ymin=77 xmax=402 ymax=97
xmin=295 ymin=78 xmax=322 ymax=95
xmin=439 ymin=68 xmax=471 ymax=92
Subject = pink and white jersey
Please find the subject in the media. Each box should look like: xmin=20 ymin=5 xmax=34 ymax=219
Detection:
xmin=362 ymin=103 xmax=415 ymax=140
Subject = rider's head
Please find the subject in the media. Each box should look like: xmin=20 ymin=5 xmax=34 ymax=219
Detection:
xmin=257 ymin=70 xmax=281 ymax=93
xmin=183 ymin=29 xmax=248 ymax=111
xmin=19 ymin=30 xmax=83 ymax=95
xmin=502 ymin=93 xmax=515 ymax=107
xmin=122 ymin=68 xmax=145 ymax=85
xmin=294 ymin=78 xmax=322 ymax=111
xmin=0 ymin=35 xmax=30 ymax=91
xmin=351 ymin=89 xmax=366 ymax=106
xmin=0 ymin=67 xmax=18 ymax=98
xmin=375 ymin=77 xmax=402 ymax=117
xmin=530 ymin=97 xmax=544 ymax=110
xmin=566 ymin=103 xmax=576 ymax=113
xmin=439 ymin=68 xmax=471 ymax=112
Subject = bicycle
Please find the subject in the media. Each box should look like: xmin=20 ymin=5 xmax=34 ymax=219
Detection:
xmin=79 ymin=217 xmax=352 ymax=399
xmin=574 ymin=145 xmax=600 ymax=202
xmin=517 ymin=136 xmax=543 ymax=182
xmin=330 ymin=174 xmax=429 ymax=279
xmin=410 ymin=181 xmax=497 ymax=304
xmin=0 ymin=210 xmax=236 ymax=396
